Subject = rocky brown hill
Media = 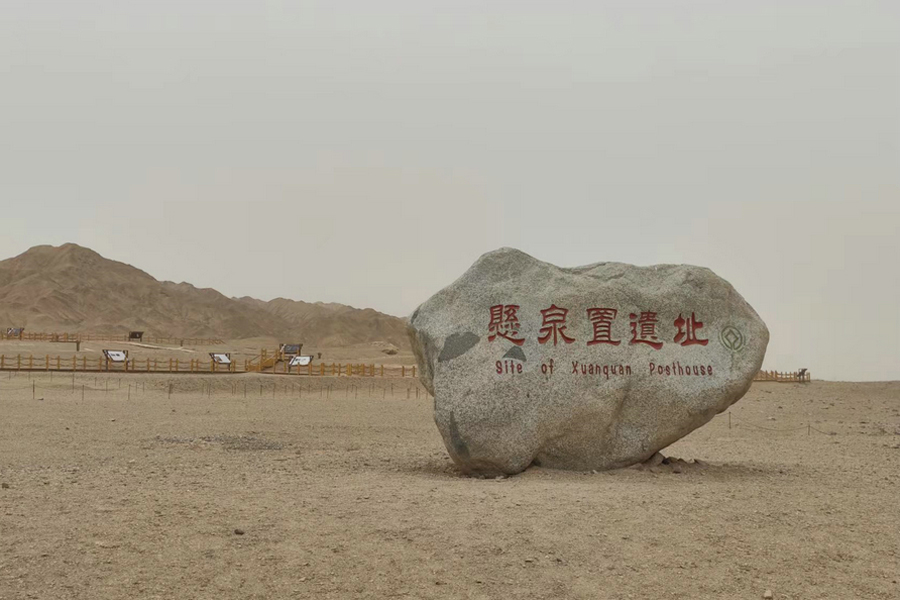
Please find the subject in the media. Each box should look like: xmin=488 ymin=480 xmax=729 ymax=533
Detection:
xmin=0 ymin=244 xmax=410 ymax=348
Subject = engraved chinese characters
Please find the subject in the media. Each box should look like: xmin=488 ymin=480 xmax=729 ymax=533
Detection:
xmin=488 ymin=306 xmax=707 ymax=348
xmin=487 ymin=304 xmax=524 ymax=346
xmin=408 ymin=248 xmax=769 ymax=477
xmin=489 ymin=306 xmax=714 ymax=381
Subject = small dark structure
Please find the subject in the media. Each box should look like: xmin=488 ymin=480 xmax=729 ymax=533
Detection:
xmin=279 ymin=343 xmax=303 ymax=362
xmin=129 ymin=331 xmax=144 ymax=342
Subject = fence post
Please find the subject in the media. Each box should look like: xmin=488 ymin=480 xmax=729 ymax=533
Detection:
xmin=402 ymin=366 xmax=405 ymax=377
xmin=412 ymin=366 xmax=416 ymax=378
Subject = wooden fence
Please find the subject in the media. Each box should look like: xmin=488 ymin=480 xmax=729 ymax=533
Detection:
xmin=247 ymin=360 xmax=416 ymax=378
xmin=0 ymin=354 xmax=416 ymax=377
xmin=0 ymin=332 xmax=223 ymax=346
xmin=754 ymin=370 xmax=811 ymax=383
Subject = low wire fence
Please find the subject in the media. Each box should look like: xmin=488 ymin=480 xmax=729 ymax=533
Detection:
xmin=0 ymin=371 xmax=432 ymax=401
xmin=0 ymin=354 xmax=417 ymax=377
xmin=721 ymin=410 xmax=835 ymax=436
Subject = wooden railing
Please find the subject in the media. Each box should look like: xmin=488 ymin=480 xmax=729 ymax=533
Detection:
xmin=244 ymin=348 xmax=292 ymax=373
xmin=246 ymin=361 xmax=416 ymax=378
xmin=0 ymin=354 xmax=417 ymax=377
xmin=0 ymin=354 xmax=236 ymax=373
xmin=0 ymin=332 xmax=223 ymax=345
xmin=754 ymin=370 xmax=811 ymax=383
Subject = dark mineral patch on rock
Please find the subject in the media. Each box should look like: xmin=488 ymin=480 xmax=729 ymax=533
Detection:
xmin=438 ymin=332 xmax=480 ymax=363
xmin=502 ymin=346 xmax=526 ymax=362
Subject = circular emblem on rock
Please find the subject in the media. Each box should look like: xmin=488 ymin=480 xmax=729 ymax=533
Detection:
xmin=719 ymin=325 xmax=746 ymax=352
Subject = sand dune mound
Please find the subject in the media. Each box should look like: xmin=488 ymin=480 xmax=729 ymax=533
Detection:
xmin=0 ymin=244 xmax=410 ymax=348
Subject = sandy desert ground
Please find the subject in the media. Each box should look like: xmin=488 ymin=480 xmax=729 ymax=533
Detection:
xmin=1 ymin=374 xmax=898 ymax=600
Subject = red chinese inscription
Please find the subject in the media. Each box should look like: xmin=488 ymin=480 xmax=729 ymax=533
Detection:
xmin=586 ymin=308 xmax=621 ymax=346
xmin=487 ymin=304 xmax=525 ymax=346
xmin=629 ymin=311 xmax=663 ymax=350
xmin=538 ymin=304 xmax=575 ymax=346
xmin=674 ymin=312 xmax=708 ymax=346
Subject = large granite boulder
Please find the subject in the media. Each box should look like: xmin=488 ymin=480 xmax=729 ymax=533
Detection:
xmin=408 ymin=248 xmax=768 ymax=476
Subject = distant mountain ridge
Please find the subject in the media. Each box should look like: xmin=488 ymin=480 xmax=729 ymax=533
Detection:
xmin=0 ymin=244 xmax=410 ymax=348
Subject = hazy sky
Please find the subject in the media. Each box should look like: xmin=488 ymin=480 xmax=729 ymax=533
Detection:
xmin=1 ymin=1 xmax=898 ymax=381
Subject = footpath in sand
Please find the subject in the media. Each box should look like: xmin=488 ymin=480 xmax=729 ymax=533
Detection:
xmin=1 ymin=376 xmax=898 ymax=599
